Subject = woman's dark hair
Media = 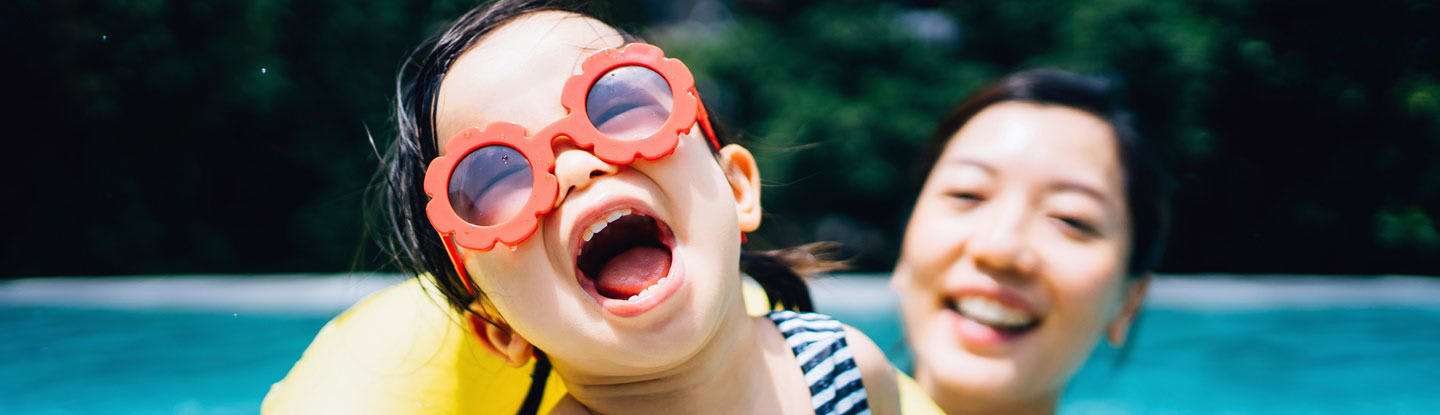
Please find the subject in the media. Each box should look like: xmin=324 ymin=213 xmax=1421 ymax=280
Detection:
xmin=922 ymin=69 xmax=1174 ymax=277
xmin=370 ymin=0 xmax=831 ymax=321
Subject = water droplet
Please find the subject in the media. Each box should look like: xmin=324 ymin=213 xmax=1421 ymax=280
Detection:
xmin=260 ymin=67 xmax=268 ymax=74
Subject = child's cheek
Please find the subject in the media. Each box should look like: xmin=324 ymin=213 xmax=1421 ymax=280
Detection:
xmin=465 ymin=237 xmax=556 ymax=300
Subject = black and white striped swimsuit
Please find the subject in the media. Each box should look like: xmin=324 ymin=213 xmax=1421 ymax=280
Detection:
xmin=767 ymin=310 xmax=871 ymax=415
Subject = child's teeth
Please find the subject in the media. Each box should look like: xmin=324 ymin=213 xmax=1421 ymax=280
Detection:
xmin=620 ymin=277 xmax=669 ymax=303
xmin=583 ymin=210 xmax=639 ymax=243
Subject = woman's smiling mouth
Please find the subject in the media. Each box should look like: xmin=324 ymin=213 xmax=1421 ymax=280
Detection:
xmin=950 ymin=296 xmax=1040 ymax=332
xmin=571 ymin=201 xmax=685 ymax=317
xmin=943 ymin=290 xmax=1043 ymax=350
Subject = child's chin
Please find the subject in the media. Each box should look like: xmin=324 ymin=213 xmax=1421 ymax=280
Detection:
xmin=618 ymin=309 xmax=728 ymax=364
xmin=599 ymin=330 xmax=712 ymax=371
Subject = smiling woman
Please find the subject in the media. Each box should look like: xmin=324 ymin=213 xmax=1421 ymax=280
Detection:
xmin=892 ymin=69 xmax=1173 ymax=415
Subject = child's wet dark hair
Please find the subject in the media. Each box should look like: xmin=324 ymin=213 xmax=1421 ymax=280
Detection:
xmin=921 ymin=69 xmax=1175 ymax=278
xmin=370 ymin=0 xmax=837 ymax=324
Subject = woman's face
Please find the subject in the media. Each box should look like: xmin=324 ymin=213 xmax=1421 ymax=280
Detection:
xmin=434 ymin=12 xmax=750 ymax=376
xmin=893 ymin=101 xmax=1142 ymax=405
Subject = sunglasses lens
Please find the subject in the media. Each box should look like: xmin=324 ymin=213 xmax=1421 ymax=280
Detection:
xmin=586 ymin=65 xmax=674 ymax=141
xmin=448 ymin=145 xmax=533 ymax=226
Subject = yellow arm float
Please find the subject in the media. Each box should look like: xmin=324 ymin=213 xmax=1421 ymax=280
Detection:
xmin=263 ymin=277 xmax=942 ymax=414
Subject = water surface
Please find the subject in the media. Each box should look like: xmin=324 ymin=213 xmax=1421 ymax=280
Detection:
xmin=3 ymin=275 xmax=1436 ymax=414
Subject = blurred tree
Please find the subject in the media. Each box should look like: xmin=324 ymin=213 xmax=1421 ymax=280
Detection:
xmin=4 ymin=0 xmax=1436 ymax=276
xmin=653 ymin=0 xmax=1440 ymax=274
xmin=4 ymin=0 xmax=480 ymax=275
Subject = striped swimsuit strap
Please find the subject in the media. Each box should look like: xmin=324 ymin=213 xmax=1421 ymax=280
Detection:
xmin=767 ymin=310 xmax=871 ymax=415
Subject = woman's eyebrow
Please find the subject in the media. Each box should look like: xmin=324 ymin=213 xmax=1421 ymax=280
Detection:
xmin=939 ymin=157 xmax=995 ymax=173
xmin=1052 ymin=181 xmax=1115 ymax=207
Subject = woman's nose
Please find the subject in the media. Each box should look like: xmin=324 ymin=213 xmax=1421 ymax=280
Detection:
xmin=553 ymin=143 xmax=619 ymax=205
xmin=968 ymin=208 xmax=1040 ymax=278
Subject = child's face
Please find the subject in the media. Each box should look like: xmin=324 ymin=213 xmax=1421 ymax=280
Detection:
xmin=434 ymin=12 xmax=749 ymax=374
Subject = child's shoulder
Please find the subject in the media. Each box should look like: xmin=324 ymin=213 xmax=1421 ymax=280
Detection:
xmin=760 ymin=310 xmax=902 ymax=415
xmin=262 ymin=278 xmax=566 ymax=414
xmin=841 ymin=323 xmax=902 ymax=415
xmin=761 ymin=307 xmax=946 ymax=415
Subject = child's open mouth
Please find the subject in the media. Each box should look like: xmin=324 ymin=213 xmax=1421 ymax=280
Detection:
xmin=573 ymin=205 xmax=683 ymax=317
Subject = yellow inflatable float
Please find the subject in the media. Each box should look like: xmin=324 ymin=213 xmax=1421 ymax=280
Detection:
xmin=263 ymin=277 xmax=941 ymax=414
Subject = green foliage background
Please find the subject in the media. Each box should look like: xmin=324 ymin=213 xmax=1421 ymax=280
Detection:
xmin=5 ymin=0 xmax=1437 ymax=276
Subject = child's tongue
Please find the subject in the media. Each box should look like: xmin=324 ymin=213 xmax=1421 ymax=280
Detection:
xmin=595 ymin=246 xmax=672 ymax=299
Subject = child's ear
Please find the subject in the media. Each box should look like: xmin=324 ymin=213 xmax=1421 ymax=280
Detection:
xmin=466 ymin=300 xmax=534 ymax=367
xmin=1106 ymin=275 xmax=1150 ymax=346
xmin=717 ymin=144 xmax=762 ymax=233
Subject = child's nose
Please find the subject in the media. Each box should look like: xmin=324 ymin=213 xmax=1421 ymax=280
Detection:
xmin=553 ymin=142 xmax=619 ymax=206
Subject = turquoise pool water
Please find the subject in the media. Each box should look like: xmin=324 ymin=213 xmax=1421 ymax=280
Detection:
xmin=3 ymin=276 xmax=1438 ymax=414
xmin=1 ymin=307 xmax=331 ymax=415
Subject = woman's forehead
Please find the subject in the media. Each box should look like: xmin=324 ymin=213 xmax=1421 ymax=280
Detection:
xmin=943 ymin=102 xmax=1125 ymax=200
xmin=436 ymin=11 xmax=626 ymax=151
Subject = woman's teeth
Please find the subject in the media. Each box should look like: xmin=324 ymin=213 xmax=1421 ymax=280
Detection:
xmin=956 ymin=296 xmax=1037 ymax=329
xmin=626 ymin=276 xmax=669 ymax=301
xmin=582 ymin=208 xmax=633 ymax=242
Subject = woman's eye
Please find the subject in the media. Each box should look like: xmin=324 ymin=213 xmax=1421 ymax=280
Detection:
xmin=946 ymin=192 xmax=985 ymax=202
xmin=1056 ymin=217 xmax=1100 ymax=236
